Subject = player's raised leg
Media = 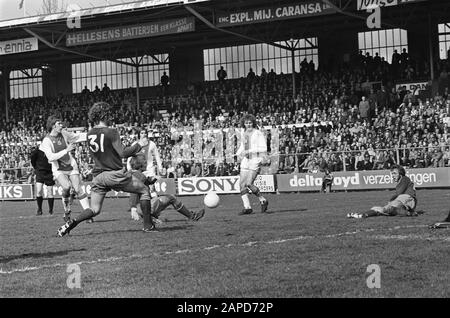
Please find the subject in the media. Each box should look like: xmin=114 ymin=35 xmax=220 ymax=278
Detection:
xmin=239 ymin=168 xmax=253 ymax=215
xmin=154 ymin=194 xmax=205 ymax=221
xmin=246 ymin=169 xmax=268 ymax=213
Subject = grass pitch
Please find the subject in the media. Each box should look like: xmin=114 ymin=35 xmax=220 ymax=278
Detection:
xmin=0 ymin=190 xmax=449 ymax=298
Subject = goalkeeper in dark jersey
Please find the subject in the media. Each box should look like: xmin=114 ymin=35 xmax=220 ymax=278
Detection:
xmin=57 ymin=102 xmax=155 ymax=236
xmin=347 ymin=165 xmax=421 ymax=218
xmin=129 ymin=153 xmax=205 ymax=222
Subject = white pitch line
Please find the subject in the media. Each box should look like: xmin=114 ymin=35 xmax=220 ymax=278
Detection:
xmin=0 ymin=224 xmax=443 ymax=275
xmin=370 ymin=234 xmax=450 ymax=242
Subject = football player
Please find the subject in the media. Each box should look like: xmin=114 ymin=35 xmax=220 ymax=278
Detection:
xmin=347 ymin=165 xmax=419 ymax=218
xmin=39 ymin=116 xmax=92 ymax=222
xmin=236 ymin=114 xmax=269 ymax=215
xmin=57 ymin=102 xmax=154 ymax=236
xmin=129 ymin=153 xmax=205 ymax=222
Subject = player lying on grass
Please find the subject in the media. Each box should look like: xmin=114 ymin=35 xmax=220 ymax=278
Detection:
xmin=347 ymin=165 xmax=421 ymax=218
xmin=129 ymin=153 xmax=205 ymax=223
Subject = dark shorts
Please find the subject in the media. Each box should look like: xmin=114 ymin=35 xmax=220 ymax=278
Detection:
xmin=91 ymin=169 xmax=133 ymax=195
xmin=36 ymin=173 xmax=55 ymax=186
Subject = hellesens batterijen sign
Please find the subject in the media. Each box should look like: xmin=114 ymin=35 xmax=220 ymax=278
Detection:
xmin=66 ymin=17 xmax=195 ymax=46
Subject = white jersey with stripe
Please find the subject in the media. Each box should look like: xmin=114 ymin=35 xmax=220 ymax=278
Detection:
xmin=39 ymin=131 xmax=79 ymax=175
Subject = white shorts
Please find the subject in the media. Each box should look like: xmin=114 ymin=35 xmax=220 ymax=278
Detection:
xmin=240 ymin=157 xmax=263 ymax=171
xmin=54 ymin=169 xmax=80 ymax=180
xmin=386 ymin=194 xmax=416 ymax=211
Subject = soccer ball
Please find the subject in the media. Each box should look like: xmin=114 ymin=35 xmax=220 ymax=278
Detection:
xmin=204 ymin=192 xmax=220 ymax=208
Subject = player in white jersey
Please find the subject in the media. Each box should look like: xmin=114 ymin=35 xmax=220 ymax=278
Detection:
xmin=39 ymin=116 xmax=92 ymax=222
xmin=236 ymin=114 xmax=269 ymax=215
xmin=127 ymin=129 xmax=163 ymax=220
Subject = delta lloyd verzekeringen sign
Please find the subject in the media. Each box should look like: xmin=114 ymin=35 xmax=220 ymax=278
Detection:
xmin=215 ymin=1 xmax=336 ymax=27
xmin=66 ymin=17 xmax=195 ymax=46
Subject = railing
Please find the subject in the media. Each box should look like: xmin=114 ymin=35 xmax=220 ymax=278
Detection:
xmin=1 ymin=146 xmax=448 ymax=185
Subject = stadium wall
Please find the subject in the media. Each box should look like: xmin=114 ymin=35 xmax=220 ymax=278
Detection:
xmin=2 ymin=168 xmax=449 ymax=201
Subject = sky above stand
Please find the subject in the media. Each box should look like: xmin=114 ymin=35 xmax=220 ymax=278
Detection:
xmin=0 ymin=0 xmax=132 ymax=21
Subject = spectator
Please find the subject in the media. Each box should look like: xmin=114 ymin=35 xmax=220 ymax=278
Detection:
xmin=161 ymin=72 xmax=169 ymax=87
xmin=359 ymin=96 xmax=370 ymax=122
xmin=247 ymin=68 xmax=256 ymax=81
xmin=357 ymin=153 xmax=373 ymax=170
xmin=217 ymin=66 xmax=227 ymax=82
xmin=102 ymin=83 xmax=110 ymax=94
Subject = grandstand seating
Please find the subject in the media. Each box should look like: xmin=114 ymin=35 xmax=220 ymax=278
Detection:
xmin=1 ymin=55 xmax=449 ymax=183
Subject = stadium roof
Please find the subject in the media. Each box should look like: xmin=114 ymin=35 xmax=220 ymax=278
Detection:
xmin=0 ymin=0 xmax=210 ymax=29
xmin=0 ymin=0 xmax=449 ymax=71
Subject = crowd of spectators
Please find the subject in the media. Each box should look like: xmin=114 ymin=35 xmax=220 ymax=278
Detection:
xmin=1 ymin=50 xmax=449 ymax=184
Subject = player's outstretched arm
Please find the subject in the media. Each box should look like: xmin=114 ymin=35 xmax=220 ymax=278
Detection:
xmin=111 ymin=131 xmax=143 ymax=158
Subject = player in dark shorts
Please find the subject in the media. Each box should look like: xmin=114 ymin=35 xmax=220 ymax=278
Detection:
xmin=57 ymin=102 xmax=155 ymax=236
xmin=129 ymin=153 xmax=205 ymax=222
xmin=30 ymin=145 xmax=55 ymax=215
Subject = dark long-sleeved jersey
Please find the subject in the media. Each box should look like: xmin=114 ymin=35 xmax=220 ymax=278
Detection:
xmin=390 ymin=175 xmax=416 ymax=202
xmin=87 ymin=127 xmax=142 ymax=176
xmin=30 ymin=148 xmax=52 ymax=174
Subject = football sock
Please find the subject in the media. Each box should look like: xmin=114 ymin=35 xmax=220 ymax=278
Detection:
xmin=175 ymin=203 xmax=193 ymax=219
xmin=48 ymin=198 xmax=54 ymax=211
xmin=140 ymin=200 xmax=154 ymax=229
xmin=36 ymin=196 xmax=43 ymax=210
xmin=73 ymin=208 xmax=95 ymax=225
xmin=78 ymin=194 xmax=90 ymax=210
xmin=241 ymin=194 xmax=251 ymax=209
xmin=363 ymin=210 xmax=379 ymax=217
xmin=248 ymin=185 xmax=266 ymax=202
xmin=248 ymin=185 xmax=261 ymax=196
xmin=62 ymin=197 xmax=71 ymax=212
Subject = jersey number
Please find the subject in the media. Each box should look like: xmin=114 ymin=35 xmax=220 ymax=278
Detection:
xmin=88 ymin=134 xmax=105 ymax=153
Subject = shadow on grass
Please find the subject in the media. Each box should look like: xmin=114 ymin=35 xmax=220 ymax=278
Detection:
xmin=263 ymin=208 xmax=308 ymax=214
xmin=0 ymin=248 xmax=87 ymax=264
xmin=71 ymin=225 xmax=194 ymax=236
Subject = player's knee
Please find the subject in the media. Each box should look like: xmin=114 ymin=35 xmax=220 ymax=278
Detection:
xmin=240 ymin=187 xmax=250 ymax=195
xmin=62 ymin=188 xmax=71 ymax=198
xmin=165 ymin=194 xmax=176 ymax=204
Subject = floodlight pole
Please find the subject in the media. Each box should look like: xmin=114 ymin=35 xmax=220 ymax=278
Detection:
xmin=428 ymin=13 xmax=435 ymax=80
xmin=289 ymin=39 xmax=296 ymax=101
xmin=136 ymin=64 xmax=140 ymax=112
